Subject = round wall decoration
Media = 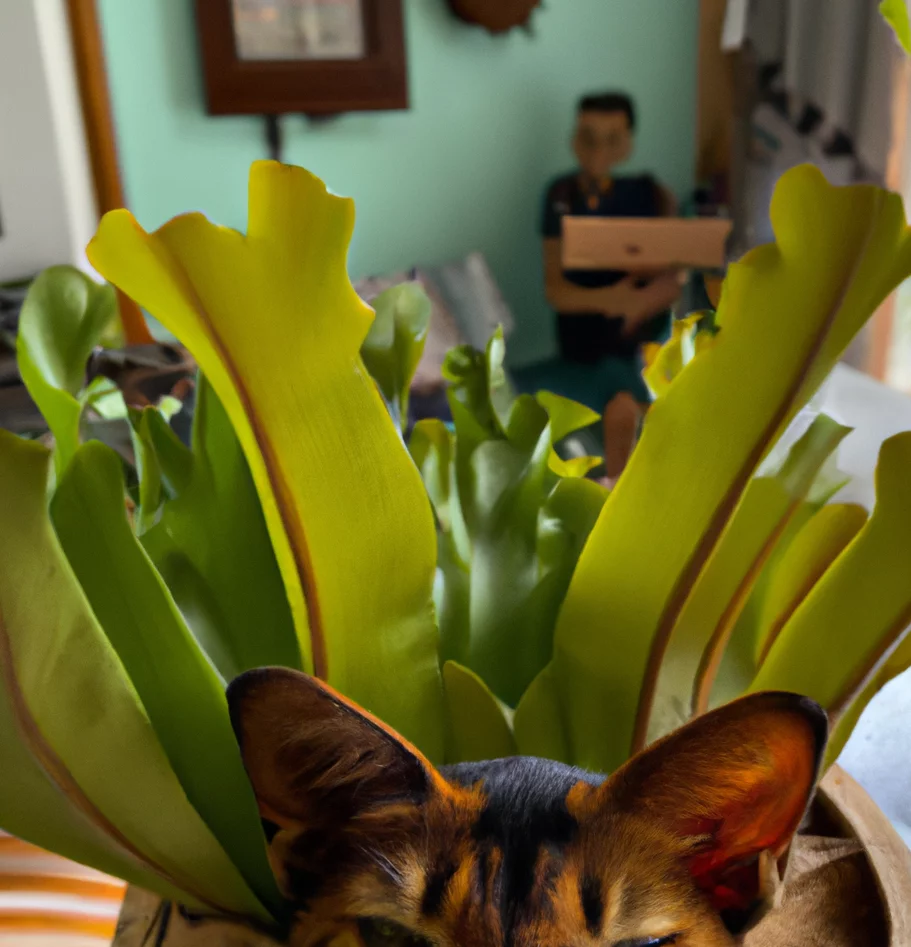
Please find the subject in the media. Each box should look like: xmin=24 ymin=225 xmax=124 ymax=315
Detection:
xmin=446 ymin=0 xmax=542 ymax=35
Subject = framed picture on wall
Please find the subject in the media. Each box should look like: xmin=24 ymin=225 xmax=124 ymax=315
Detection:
xmin=195 ymin=0 xmax=408 ymax=115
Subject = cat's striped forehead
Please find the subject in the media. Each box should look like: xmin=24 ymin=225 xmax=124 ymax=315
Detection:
xmin=281 ymin=757 xmax=706 ymax=947
xmin=431 ymin=758 xmax=603 ymax=939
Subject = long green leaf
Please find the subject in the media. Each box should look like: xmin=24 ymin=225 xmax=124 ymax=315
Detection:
xmin=360 ymin=283 xmax=431 ymax=432
xmin=681 ymin=416 xmax=852 ymax=716
xmin=436 ymin=337 xmax=607 ymax=705
xmin=0 ymin=636 xmax=199 ymax=906
xmin=642 ymin=313 xmax=715 ymax=398
xmin=435 ymin=536 xmax=471 ymax=670
xmin=80 ymin=376 xmax=129 ymax=420
xmin=410 ymin=421 xmax=471 ymax=670
xmin=707 ymin=499 xmax=819 ymax=711
xmin=649 ymin=411 xmax=847 ymax=746
xmin=881 ymin=0 xmax=911 ymax=54
xmin=458 ymin=398 xmax=554 ymax=704
xmin=51 ymin=441 xmax=283 ymax=914
xmin=141 ymin=377 xmax=300 ymax=680
xmin=16 ymin=266 xmax=116 ymax=473
xmin=443 ymin=662 xmax=517 ymax=764
xmin=546 ymin=165 xmax=911 ymax=772
xmin=535 ymin=391 xmax=601 ymax=477
xmin=513 ymin=666 xmax=570 ymax=762
xmin=444 ymin=331 xmax=512 ymax=440
xmin=751 ymin=433 xmax=911 ymax=720
xmin=88 ymin=163 xmax=444 ymax=759
xmin=128 ymin=407 xmax=166 ymax=535
xmin=410 ymin=419 xmax=455 ymax=532
xmin=754 ymin=502 xmax=868 ymax=666
xmin=140 ymin=406 xmax=194 ymax=497
xmin=706 ymin=428 xmax=853 ymax=714
xmin=536 ymin=391 xmax=600 ymax=443
xmin=0 ymin=432 xmax=268 ymax=918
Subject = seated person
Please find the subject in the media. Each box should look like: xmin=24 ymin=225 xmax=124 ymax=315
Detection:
xmin=540 ymin=91 xmax=684 ymax=478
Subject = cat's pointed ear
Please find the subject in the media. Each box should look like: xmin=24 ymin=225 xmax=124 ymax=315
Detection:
xmin=602 ymin=692 xmax=827 ymax=932
xmin=228 ymin=667 xmax=433 ymax=828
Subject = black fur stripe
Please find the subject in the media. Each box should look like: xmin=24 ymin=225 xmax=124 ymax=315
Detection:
xmin=421 ymin=863 xmax=457 ymax=916
xmin=580 ymin=875 xmax=604 ymax=935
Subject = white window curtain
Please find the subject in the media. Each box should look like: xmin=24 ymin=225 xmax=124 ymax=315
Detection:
xmin=746 ymin=0 xmax=898 ymax=180
xmin=732 ymin=0 xmax=902 ymax=253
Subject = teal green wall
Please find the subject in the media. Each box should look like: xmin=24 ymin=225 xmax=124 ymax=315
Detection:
xmin=98 ymin=0 xmax=699 ymax=366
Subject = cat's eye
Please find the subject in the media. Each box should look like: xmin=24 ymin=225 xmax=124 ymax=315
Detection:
xmin=358 ymin=917 xmax=435 ymax=947
xmin=614 ymin=936 xmax=679 ymax=947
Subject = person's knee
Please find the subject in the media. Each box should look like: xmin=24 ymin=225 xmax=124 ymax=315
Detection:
xmin=602 ymin=391 xmax=642 ymax=485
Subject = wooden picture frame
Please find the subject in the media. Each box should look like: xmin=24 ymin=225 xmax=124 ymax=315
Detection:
xmin=194 ymin=0 xmax=408 ymax=116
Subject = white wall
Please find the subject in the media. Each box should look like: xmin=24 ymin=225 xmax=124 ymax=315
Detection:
xmin=0 ymin=0 xmax=97 ymax=281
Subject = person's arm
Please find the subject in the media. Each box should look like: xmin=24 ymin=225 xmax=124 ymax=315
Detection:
xmin=656 ymin=183 xmax=679 ymax=217
xmin=618 ymin=180 xmax=684 ymax=333
xmin=543 ymin=238 xmax=628 ymax=314
xmin=545 ymin=238 xmax=683 ymax=321
xmin=625 ymin=270 xmax=685 ymax=319
xmin=540 ymin=181 xmax=633 ymax=314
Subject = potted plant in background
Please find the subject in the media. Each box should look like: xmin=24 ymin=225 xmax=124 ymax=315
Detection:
xmin=1 ymin=160 xmax=911 ymax=946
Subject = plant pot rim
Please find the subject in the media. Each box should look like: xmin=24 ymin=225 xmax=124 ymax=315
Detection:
xmin=817 ymin=763 xmax=911 ymax=943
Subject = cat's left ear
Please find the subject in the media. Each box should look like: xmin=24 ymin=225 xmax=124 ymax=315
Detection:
xmin=601 ymin=692 xmax=827 ymax=931
xmin=228 ymin=667 xmax=434 ymax=829
xmin=229 ymin=668 xmax=443 ymax=904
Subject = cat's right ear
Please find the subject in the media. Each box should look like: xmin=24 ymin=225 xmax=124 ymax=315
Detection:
xmin=227 ymin=667 xmax=433 ymax=830
xmin=599 ymin=691 xmax=827 ymax=935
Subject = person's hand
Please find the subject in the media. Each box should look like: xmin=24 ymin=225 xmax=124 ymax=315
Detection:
xmin=594 ymin=279 xmax=639 ymax=318
xmin=614 ymin=270 xmax=684 ymax=330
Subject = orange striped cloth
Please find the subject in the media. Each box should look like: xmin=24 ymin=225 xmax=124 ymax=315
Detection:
xmin=0 ymin=832 xmax=126 ymax=945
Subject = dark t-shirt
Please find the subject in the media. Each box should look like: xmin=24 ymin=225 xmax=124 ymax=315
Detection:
xmin=542 ymin=172 xmax=669 ymax=363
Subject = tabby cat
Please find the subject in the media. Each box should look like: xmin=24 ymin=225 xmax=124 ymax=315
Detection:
xmin=228 ymin=669 xmax=826 ymax=947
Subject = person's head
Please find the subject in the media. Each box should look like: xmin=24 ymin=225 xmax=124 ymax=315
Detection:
xmin=573 ymin=92 xmax=636 ymax=179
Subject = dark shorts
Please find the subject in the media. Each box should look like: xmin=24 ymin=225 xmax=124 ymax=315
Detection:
xmin=556 ymin=313 xmax=641 ymax=363
xmin=511 ymin=355 xmax=651 ymax=415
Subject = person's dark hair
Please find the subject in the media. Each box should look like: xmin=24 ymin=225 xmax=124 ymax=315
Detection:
xmin=577 ymin=92 xmax=636 ymax=130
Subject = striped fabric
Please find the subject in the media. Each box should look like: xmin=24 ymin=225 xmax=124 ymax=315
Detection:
xmin=0 ymin=832 xmax=125 ymax=946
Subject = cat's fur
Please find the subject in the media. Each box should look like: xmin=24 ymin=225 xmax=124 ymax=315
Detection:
xmin=228 ymin=668 xmax=827 ymax=947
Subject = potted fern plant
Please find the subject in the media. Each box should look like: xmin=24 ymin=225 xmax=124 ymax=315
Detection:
xmin=2 ymin=160 xmax=911 ymax=946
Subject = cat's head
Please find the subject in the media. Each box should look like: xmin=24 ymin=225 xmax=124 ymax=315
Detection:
xmin=228 ymin=669 xmax=826 ymax=947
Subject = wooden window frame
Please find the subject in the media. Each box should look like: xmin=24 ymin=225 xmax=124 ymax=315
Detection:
xmin=66 ymin=0 xmax=151 ymax=344
xmin=866 ymin=55 xmax=911 ymax=384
